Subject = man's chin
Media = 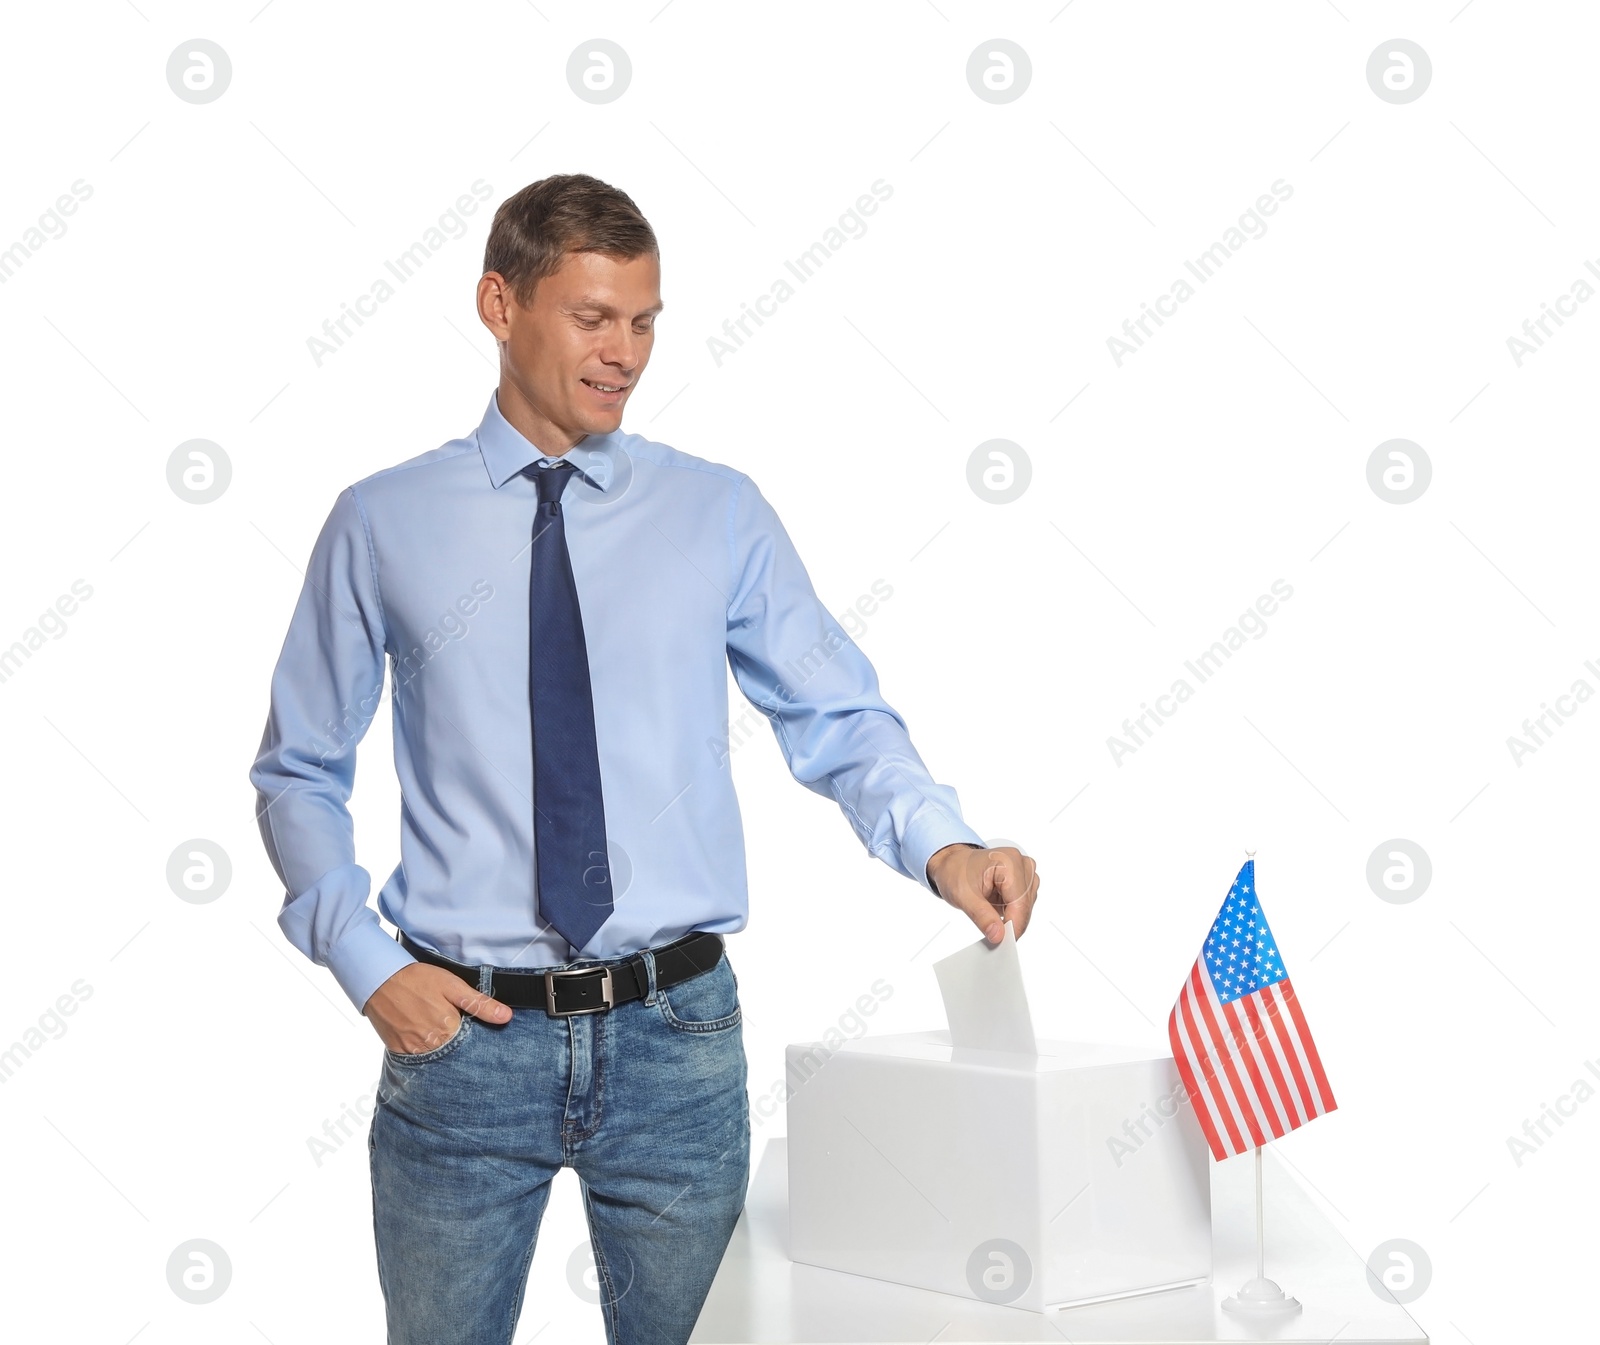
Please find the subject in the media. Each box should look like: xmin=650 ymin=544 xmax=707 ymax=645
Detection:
xmin=577 ymin=405 xmax=625 ymax=435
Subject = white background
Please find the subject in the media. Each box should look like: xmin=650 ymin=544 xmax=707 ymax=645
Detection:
xmin=0 ymin=2 xmax=1594 ymax=1341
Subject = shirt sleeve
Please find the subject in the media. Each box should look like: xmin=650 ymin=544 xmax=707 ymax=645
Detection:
xmin=247 ymin=485 xmax=416 ymax=1014
xmin=723 ymin=474 xmax=986 ymax=893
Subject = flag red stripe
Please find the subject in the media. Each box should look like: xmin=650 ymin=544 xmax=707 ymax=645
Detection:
xmin=1197 ymin=963 xmax=1281 ymax=1146
xmin=1222 ymin=999 xmax=1286 ymax=1140
xmin=1239 ymin=992 xmax=1302 ymax=1128
xmin=1191 ymin=974 xmax=1268 ymax=1156
xmin=1277 ymin=977 xmax=1337 ymax=1114
xmin=1179 ymin=978 xmax=1244 ymax=1156
xmin=1260 ymin=984 xmax=1318 ymax=1119
xmin=1189 ymin=965 xmax=1267 ymax=1148
xmin=1176 ymin=981 xmax=1235 ymax=1158
xmin=1168 ymin=1004 xmax=1226 ymax=1161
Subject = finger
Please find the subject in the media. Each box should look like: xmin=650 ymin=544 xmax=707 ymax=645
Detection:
xmin=1006 ymin=859 xmax=1040 ymax=938
xmin=991 ymin=861 xmax=1033 ymax=917
xmin=1012 ymin=873 xmax=1037 ymax=938
xmin=447 ymin=982 xmax=513 ymax=1024
xmin=956 ymin=884 xmax=1005 ymax=944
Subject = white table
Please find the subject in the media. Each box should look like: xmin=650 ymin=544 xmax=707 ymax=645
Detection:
xmin=691 ymin=1138 xmax=1427 ymax=1344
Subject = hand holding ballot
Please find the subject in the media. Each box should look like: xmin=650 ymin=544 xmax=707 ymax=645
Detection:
xmin=925 ymin=842 xmax=1039 ymax=943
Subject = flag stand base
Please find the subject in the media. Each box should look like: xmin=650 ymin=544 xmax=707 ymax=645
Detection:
xmin=1222 ymin=1274 xmax=1303 ymax=1316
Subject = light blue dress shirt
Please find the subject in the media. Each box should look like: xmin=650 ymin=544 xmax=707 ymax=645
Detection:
xmin=249 ymin=389 xmax=986 ymax=1012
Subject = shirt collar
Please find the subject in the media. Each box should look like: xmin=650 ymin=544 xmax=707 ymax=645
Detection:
xmin=475 ymin=388 xmax=622 ymax=493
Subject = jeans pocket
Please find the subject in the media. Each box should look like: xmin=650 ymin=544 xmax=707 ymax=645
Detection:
xmin=656 ymin=957 xmax=742 ymax=1033
xmin=384 ymin=1012 xmax=471 ymax=1065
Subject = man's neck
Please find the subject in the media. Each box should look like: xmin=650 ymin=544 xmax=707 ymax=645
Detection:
xmin=496 ymin=382 xmax=582 ymax=458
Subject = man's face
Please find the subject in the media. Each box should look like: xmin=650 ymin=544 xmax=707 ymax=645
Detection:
xmin=482 ymin=249 xmax=662 ymax=450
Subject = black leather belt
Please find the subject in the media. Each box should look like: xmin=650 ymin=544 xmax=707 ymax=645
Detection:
xmin=398 ymin=929 xmax=724 ymax=1017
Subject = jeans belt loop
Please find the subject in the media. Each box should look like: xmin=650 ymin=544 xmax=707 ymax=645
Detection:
xmin=640 ymin=947 xmax=659 ymax=1006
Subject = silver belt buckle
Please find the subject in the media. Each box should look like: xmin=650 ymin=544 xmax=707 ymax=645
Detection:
xmin=543 ymin=965 xmax=614 ymax=1017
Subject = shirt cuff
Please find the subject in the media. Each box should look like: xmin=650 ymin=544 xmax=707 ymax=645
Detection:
xmin=901 ymin=803 xmax=987 ymax=896
xmin=276 ymin=862 xmax=418 ymax=1014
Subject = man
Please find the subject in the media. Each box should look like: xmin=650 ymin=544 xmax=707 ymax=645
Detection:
xmin=249 ymin=172 xmax=1039 ymax=1345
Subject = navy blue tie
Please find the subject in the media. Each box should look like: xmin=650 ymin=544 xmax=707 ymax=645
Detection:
xmin=523 ymin=459 xmax=612 ymax=954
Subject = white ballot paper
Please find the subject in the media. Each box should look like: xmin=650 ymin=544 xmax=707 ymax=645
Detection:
xmin=931 ymin=920 xmax=1038 ymax=1055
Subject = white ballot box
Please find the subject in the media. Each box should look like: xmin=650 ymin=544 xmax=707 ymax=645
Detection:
xmin=785 ymin=1031 xmax=1212 ymax=1312
xmin=784 ymin=925 xmax=1211 ymax=1313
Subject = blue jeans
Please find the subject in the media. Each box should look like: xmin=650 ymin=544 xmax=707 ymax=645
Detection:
xmin=369 ymin=945 xmax=751 ymax=1345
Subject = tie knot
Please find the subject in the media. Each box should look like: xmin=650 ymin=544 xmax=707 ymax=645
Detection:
xmin=524 ymin=459 xmax=576 ymax=507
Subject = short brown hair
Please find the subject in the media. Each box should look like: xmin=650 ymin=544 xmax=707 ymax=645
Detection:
xmin=482 ymin=173 xmax=658 ymax=309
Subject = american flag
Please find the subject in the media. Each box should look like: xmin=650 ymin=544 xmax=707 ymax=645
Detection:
xmin=1167 ymin=859 xmax=1337 ymax=1160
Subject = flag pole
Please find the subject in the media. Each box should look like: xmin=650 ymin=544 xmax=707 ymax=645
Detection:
xmin=1221 ymin=1143 xmax=1302 ymax=1315
xmin=1220 ymin=852 xmax=1302 ymax=1316
xmin=1255 ymin=1143 xmax=1264 ymax=1282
